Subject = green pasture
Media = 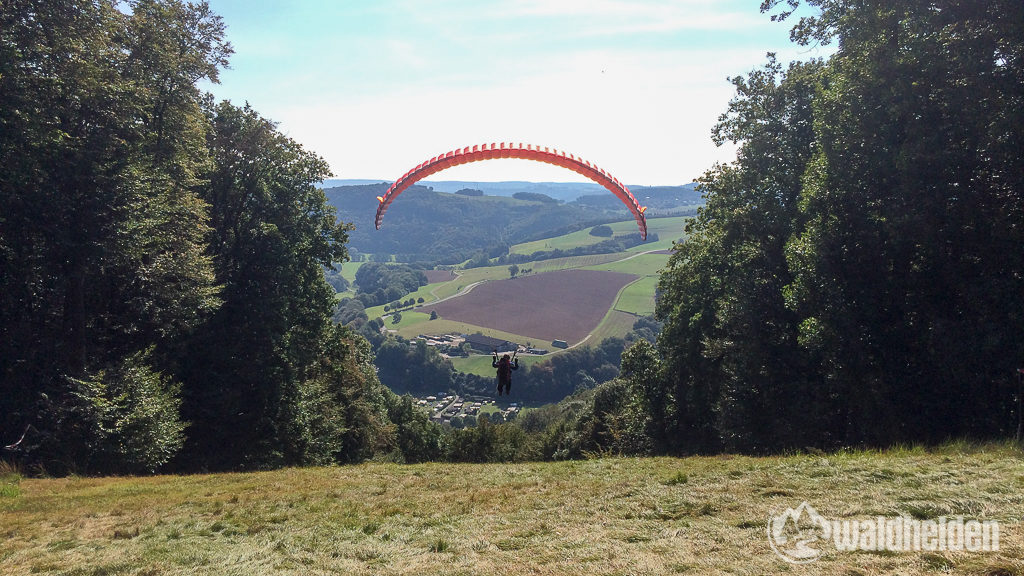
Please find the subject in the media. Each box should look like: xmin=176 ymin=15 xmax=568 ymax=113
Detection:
xmin=628 ymin=216 xmax=687 ymax=252
xmin=586 ymin=309 xmax=642 ymax=344
xmin=336 ymin=260 xmax=365 ymax=285
xmin=528 ymin=253 xmax=624 ymax=273
xmin=509 ymin=216 xmax=687 ymax=256
xmin=582 ymin=252 xmax=670 ymax=276
xmin=450 ymin=353 xmax=550 ymax=377
xmin=613 ymin=276 xmax=660 ymax=316
xmin=394 ymin=318 xmax=536 ymax=347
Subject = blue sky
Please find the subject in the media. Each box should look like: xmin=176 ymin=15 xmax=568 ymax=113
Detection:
xmin=202 ymin=1 xmax=829 ymax=185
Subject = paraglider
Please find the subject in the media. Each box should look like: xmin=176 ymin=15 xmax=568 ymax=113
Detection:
xmin=375 ymin=143 xmax=648 ymax=239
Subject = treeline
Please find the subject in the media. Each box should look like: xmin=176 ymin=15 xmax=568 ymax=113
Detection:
xmin=0 ymin=0 xmax=402 ymax=474
xmin=352 ymin=262 xmax=428 ymax=307
xmin=490 ymin=232 xmax=659 ymax=267
xmin=604 ymin=0 xmax=1023 ymax=454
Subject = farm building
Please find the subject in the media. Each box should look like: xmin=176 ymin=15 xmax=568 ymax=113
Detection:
xmin=552 ymin=339 xmax=569 ymax=349
xmin=463 ymin=333 xmax=518 ymax=353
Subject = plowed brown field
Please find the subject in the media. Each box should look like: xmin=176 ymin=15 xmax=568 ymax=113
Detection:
xmin=427 ymin=269 xmax=637 ymax=344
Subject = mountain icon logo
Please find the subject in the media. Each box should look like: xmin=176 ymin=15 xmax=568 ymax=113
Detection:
xmin=767 ymin=501 xmax=830 ymax=563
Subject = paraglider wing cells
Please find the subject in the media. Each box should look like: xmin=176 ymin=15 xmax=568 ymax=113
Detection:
xmin=375 ymin=143 xmax=647 ymax=240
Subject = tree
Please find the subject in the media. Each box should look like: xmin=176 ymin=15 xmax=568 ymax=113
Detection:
xmin=508 ymin=263 xmax=520 ymax=278
xmin=775 ymin=0 xmax=1024 ymax=444
xmin=177 ymin=101 xmax=384 ymax=470
xmin=375 ymin=337 xmax=454 ymax=395
xmin=47 ymin=349 xmax=187 ymax=475
xmin=0 ymin=0 xmax=227 ymax=471
xmin=385 ymin=394 xmax=443 ymax=463
xmin=648 ymin=0 xmax=1024 ymax=454
xmin=655 ymin=54 xmax=826 ymax=453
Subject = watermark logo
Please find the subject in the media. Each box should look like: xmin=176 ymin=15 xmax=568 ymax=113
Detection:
xmin=767 ymin=501 xmax=828 ymax=563
xmin=768 ymin=501 xmax=1000 ymax=564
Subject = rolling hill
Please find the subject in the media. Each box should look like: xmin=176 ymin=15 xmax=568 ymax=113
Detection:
xmin=322 ymin=183 xmax=700 ymax=264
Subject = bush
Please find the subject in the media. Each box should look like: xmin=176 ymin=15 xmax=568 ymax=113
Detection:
xmin=48 ymin=350 xmax=186 ymax=474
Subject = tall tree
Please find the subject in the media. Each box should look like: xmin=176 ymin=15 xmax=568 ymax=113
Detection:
xmin=0 ymin=0 xmax=228 ymax=471
xmin=179 ymin=101 xmax=389 ymax=469
xmin=655 ymin=57 xmax=823 ymax=452
xmin=777 ymin=0 xmax=1024 ymax=443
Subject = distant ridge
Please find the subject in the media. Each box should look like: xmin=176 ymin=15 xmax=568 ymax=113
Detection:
xmin=320 ymin=179 xmax=698 ymax=203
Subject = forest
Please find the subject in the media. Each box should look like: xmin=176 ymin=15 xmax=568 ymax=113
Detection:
xmin=1 ymin=0 xmax=1022 ymax=475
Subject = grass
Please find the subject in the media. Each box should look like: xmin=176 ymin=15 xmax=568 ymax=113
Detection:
xmin=510 ymin=216 xmax=688 ymax=256
xmin=2 ymin=444 xmax=1023 ymax=575
xmin=629 ymin=216 xmax=688 ymax=252
xmin=0 ymin=461 xmax=20 ymax=499
xmin=394 ymin=319 xmax=534 ymax=346
xmin=582 ymin=252 xmax=670 ymax=276
xmin=614 ymin=276 xmax=660 ymax=316
xmin=449 ymin=353 xmax=550 ymax=377
xmin=336 ymin=261 xmax=365 ymax=286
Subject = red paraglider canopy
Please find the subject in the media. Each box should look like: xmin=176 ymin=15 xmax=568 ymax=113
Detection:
xmin=375 ymin=143 xmax=648 ymax=240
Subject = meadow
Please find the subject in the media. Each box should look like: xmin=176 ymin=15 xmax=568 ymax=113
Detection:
xmin=2 ymin=444 xmax=1022 ymax=575
xmin=509 ymin=216 xmax=687 ymax=255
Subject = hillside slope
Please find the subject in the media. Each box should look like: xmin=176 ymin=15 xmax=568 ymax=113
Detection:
xmin=324 ymin=184 xmax=697 ymax=263
xmin=325 ymin=184 xmax=633 ymax=263
xmin=3 ymin=446 xmax=1022 ymax=575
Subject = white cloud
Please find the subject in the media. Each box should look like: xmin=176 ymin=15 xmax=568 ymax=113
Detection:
xmin=205 ymin=0 xmax=827 ymax=185
xmin=270 ymin=44 xmax=768 ymax=184
xmin=498 ymin=0 xmax=764 ymax=34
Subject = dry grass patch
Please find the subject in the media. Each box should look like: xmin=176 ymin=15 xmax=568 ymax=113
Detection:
xmin=2 ymin=445 xmax=1023 ymax=575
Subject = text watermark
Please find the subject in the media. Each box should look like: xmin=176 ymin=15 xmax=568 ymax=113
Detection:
xmin=768 ymin=501 xmax=999 ymax=564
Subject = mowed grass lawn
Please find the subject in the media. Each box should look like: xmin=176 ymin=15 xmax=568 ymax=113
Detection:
xmin=3 ymin=445 xmax=1023 ymax=575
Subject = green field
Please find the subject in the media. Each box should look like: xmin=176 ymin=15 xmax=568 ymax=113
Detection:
xmin=363 ymin=217 xmax=685 ymax=353
xmin=510 ymin=216 xmax=687 ymax=256
xmin=393 ymin=318 xmax=532 ymax=346
xmin=337 ymin=260 xmax=365 ymax=286
xmin=629 ymin=216 xmax=687 ymax=252
xmin=613 ymin=277 xmax=660 ymax=316
xmin=4 ymin=445 xmax=1022 ymax=575
xmin=449 ymin=353 xmax=550 ymax=377
xmin=583 ymin=252 xmax=670 ymax=276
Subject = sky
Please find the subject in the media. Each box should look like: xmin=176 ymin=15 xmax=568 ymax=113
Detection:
xmin=201 ymin=0 xmax=829 ymax=186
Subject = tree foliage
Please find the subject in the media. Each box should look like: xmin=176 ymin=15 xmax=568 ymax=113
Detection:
xmin=0 ymin=0 xmax=394 ymax=474
xmin=0 ymin=0 xmax=225 ymax=472
xmin=650 ymin=0 xmax=1024 ymax=453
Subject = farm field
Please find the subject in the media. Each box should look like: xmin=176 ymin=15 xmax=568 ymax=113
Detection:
xmin=3 ymin=445 xmax=1022 ymax=575
xmin=510 ymin=216 xmax=687 ymax=256
xmin=427 ymin=269 xmax=637 ymax=345
xmin=449 ymin=353 xmax=549 ymax=377
xmin=359 ymin=217 xmax=688 ymax=353
xmin=627 ymin=216 xmax=687 ymax=252
xmin=383 ymin=251 xmax=669 ymax=347
xmin=584 ymin=252 xmax=670 ymax=276
xmin=393 ymin=317 xmax=531 ymax=346
xmin=613 ymin=277 xmax=661 ymax=316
